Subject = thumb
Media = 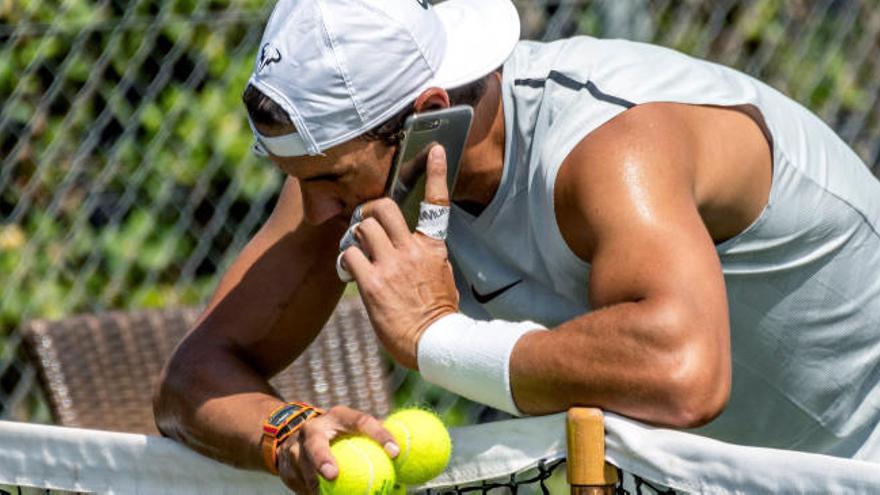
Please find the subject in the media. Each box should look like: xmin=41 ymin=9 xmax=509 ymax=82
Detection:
xmin=424 ymin=144 xmax=450 ymax=206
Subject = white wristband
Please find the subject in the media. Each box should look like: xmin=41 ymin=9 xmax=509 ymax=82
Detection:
xmin=417 ymin=313 xmax=547 ymax=416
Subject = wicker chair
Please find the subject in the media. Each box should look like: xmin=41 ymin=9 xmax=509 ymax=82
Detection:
xmin=21 ymin=296 xmax=393 ymax=435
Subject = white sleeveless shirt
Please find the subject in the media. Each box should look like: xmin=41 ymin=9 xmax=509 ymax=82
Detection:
xmin=446 ymin=37 xmax=880 ymax=460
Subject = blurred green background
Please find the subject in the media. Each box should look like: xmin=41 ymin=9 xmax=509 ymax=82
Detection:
xmin=1 ymin=0 xmax=879 ymax=424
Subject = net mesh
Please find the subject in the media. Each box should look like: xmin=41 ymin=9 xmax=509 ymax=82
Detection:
xmin=421 ymin=465 xmax=681 ymax=495
xmin=3 ymin=413 xmax=879 ymax=494
xmin=0 ymin=467 xmax=678 ymax=495
xmin=0 ymin=471 xmax=681 ymax=495
xmin=423 ymin=459 xmax=567 ymax=495
xmin=2 ymin=463 xmax=680 ymax=495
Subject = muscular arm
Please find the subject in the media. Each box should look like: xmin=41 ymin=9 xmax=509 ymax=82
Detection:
xmin=510 ymin=104 xmax=732 ymax=427
xmin=153 ymin=177 xmax=347 ymax=468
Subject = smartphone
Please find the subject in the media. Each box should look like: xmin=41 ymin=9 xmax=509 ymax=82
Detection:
xmin=384 ymin=105 xmax=474 ymax=230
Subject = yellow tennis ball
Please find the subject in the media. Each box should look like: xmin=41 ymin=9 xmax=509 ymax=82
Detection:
xmin=319 ymin=436 xmax=396 ymax=495
xmin=391 ymin=482 xmax=407 ymax=494
xmin=384 ymin=408 xmax=452 ymax=484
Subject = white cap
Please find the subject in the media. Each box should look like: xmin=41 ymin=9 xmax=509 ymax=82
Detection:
xmin=247 ymin=0 xmax=520 ymax=157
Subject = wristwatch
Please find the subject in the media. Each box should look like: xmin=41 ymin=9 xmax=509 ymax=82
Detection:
xmin=261 ymin=401 xmax=323 ymax=474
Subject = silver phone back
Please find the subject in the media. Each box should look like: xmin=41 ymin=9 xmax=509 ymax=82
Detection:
xmin=385 ymin=105 xmax=474 ymax=229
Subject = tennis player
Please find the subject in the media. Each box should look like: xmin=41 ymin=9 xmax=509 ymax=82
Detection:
xmin=154 ymin=0 xmax=880 ymax=492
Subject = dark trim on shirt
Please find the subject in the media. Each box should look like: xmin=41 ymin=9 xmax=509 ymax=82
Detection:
xmin=514 ymin=70 xmax=635 ymax=109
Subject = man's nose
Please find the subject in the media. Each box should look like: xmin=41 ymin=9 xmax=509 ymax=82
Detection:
xmin=300 ymin=185 xmax=345 ymax=225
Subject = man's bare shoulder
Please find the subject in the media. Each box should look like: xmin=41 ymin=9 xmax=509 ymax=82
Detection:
xmin=554 ymin=102 xmax=772 ymax=257
xmin=563 ymin=101 xmax=702 ymax=181
xmin=553 ymin=103 xmax=700 ymax=261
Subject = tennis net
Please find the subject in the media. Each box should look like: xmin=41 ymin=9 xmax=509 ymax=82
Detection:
xmin=2 ymin=412 xmax=879 ymax=494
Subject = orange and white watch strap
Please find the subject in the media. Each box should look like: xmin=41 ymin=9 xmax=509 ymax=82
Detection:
xmin=261 ymin=402 xmax=323 ymax=475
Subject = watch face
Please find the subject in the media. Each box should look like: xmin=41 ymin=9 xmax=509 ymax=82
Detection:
xmin=277 ymin=412 xmax=310 ymax=437
xmin=269 ymin=405 xmax=302 ymax=426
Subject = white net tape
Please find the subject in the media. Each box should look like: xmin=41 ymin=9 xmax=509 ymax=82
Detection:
xmin=1 ymin=414 xmax=879 ymax=494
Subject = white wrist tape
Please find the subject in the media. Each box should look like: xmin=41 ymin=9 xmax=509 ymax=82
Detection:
xmin=417 ymin=313 xmax=547 ymax=416
xmin=336 ymin=205 xmax=366 ymax=282
xmin=335 ymin=251 xmax=354 ymax=283
xmin=415 ymin=202 xmax=450 ymax=241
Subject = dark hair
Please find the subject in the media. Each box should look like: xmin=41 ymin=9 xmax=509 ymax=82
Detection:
xmin=242 ymin=84 xmax=294 ymax=132
xmin=242 ymin=70 xmax=497 ymax=144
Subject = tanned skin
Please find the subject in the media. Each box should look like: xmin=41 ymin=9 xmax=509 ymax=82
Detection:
xmin=511 ymin=103 xmax=770 ymax=422
xmin=155 ymin=71 xmax=772 ymax=493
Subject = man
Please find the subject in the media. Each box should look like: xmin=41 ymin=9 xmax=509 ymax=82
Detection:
xmin=154 ymin=0 xmax=880 ymax=492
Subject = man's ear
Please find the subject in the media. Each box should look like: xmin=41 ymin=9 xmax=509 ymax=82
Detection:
xmin=413 ymin=87 xmax=451 ymax=112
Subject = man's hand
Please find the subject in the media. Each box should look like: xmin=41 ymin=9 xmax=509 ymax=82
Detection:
xmin=276 ymin=406 xmax=399 ymax=494
xmin=343 ymin=145 xmax=459 ymax=369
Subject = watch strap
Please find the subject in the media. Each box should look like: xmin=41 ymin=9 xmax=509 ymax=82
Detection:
xmin=261 ymin=402 xmax=323 ymax=475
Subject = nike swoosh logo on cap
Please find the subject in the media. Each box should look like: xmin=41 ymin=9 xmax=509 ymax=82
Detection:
xmin=471 ymin=279 xmax=523 ymax=304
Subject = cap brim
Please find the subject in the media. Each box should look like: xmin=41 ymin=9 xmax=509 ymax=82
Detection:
xmin=432 ymin=0 xmax=521 ymax=89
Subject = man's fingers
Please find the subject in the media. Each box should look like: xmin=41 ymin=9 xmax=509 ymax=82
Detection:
xmin=327 ymin=407 xmax=399 ymax=458
xmin=300 ymin=407 xmax=400 ymax=489
xmin=302 ymin=429 xmax=338 ymax=483
xmin=278 ymin=407 xmax=401 ymax=494
xmin=297 ymin=435 xmax=321 ymax=494
xmin=415 ymin=145 xmax=452 ymax=242
xmin=300 ymin=415 xmax=346 ymax=484
xmin=341 ymin=245 xmax=373 ymax=287
xmin=424 ymin=144 xmax=450 ymax=206
xmin=277 ymin=437 xmax=310 ymax=494
xmin=349 ymin=413 xmax=400 ymax=459
xmin=356 ymin=218 xmax=395 ymax=261
xmin=361 ymin=197 xmax=410 ymax=245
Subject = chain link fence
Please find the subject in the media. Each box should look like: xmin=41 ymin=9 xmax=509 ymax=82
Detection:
xmin=2 ymin=0 xmax=879 ymax=423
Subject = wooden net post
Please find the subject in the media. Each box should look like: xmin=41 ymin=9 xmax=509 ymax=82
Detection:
xmin=567 ymin=408 xmax=619 ymax=495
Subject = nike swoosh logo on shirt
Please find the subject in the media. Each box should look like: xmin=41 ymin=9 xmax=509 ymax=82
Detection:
xmin=471 ymin=279 xmax=523 ymax=304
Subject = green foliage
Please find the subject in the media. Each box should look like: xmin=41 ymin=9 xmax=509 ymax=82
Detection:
xmin=0 ymin=0 xmax=279 ymax=338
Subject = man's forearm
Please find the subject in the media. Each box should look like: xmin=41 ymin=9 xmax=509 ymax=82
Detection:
xmin=509 ymin=298 xmax=730 ymax=428
xmin=153 ymin=244 xmax=345 ymax=471
xmin=154 ymin=340 xmax=283 ymax=470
